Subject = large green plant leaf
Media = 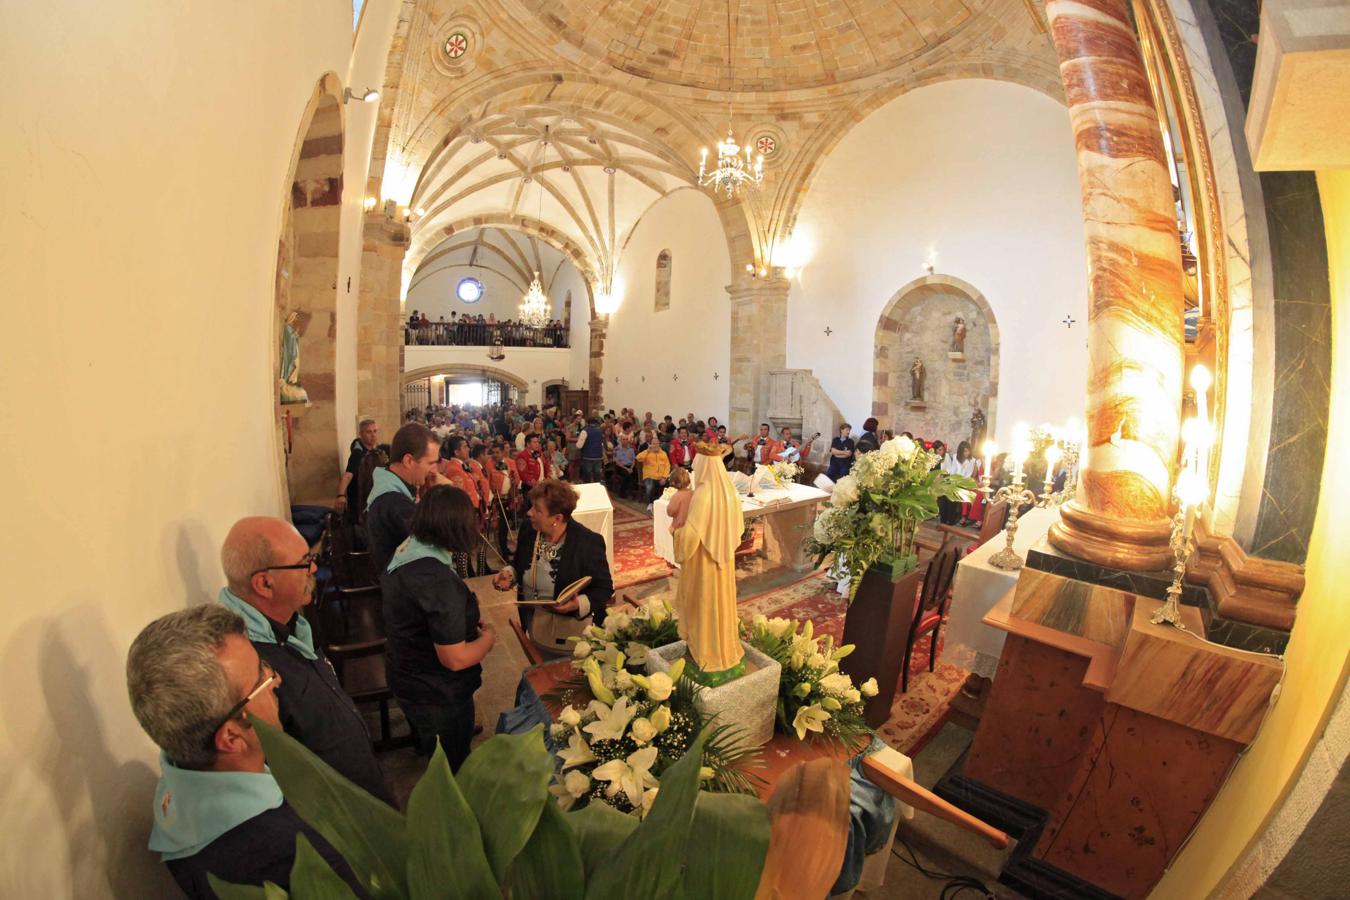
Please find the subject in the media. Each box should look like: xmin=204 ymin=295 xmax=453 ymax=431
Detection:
xmin=253 ymin=719 xmax=408 ymax=899
xmin=567 ymin=802 xmax=639 ymax=882
xmin=506 ymin=796 xmax=585 ymax=899
xmin=405 ymin=742 xmax=499 ymax=900
xmin=679 ymin=793 xmax=770 ymax=900
xmin=456 ymin=725 xmax=554 ymax=881
xmin=290 ymin=833 xmax=360 ymax=900
xmin=206 ymin=876 xmax=270 ymax=900
xmin=584 ymin=731 xmax=707 ymax=900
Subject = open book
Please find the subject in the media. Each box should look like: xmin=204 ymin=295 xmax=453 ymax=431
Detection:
xmin=516 ymin=575 xmax=593 ymax=606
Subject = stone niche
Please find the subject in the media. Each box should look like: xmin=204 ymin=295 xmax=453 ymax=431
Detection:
xmin=873 ymin=275 xmax=998 ymax=448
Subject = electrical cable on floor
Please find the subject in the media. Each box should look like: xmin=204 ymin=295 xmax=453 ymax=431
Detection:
xmin=891 ymin=831 xmax=996 ymax=899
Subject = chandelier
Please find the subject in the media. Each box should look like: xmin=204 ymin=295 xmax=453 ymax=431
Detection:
xmin=519 ymin=270 xmax=549 ymax=328
xmin=698 ymin=128 xmax=763 ymax=199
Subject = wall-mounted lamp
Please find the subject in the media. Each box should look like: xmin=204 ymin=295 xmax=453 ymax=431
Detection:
xmin=344 ymin=87 xmax=380 ymax=104
xmin=363 ymin=196 xmax=378 ymax=211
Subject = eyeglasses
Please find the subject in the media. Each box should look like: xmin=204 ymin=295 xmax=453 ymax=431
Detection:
xmin=249 ymin=552 xmax=317 ymax=579
xmin=205 ymin=662 xmax=277 ymax=747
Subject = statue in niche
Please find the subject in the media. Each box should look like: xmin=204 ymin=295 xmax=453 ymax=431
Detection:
xmin=951 ymin=317 xmax=967 ymax=354
xmin=970 ymin=406 xmax=987 ymax=448
xmin=279 ymin=310 xmax=310 ymax=405
xmin=910 ymin=357 xmax=926 ymax=402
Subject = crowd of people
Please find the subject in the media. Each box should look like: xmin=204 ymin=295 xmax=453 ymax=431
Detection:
xmin=404 ymin=310 xmax=568 ymax=347
xmin=122 ymin=395 xmax=1013 ymax=896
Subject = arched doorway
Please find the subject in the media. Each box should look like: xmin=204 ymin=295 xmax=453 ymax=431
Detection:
xmin=275 ymin=74 xmax=344 ymax=506
xmin=872 ymin=274 xmax=999 ymax=448
xmin=401 ymin=364 xmax=530 ymax=413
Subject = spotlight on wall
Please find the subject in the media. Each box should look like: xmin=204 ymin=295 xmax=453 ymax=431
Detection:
xmin=744 ymin=263 xmax=755 ymax=274
xmin=363 ymin=196 xmax=378 ymax=211
xmin=344 ymin=87 xmax=380 ymax=103
xmin=414 ymin=207 xmax=426 ymax=217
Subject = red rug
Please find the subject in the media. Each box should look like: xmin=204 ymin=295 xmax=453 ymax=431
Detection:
xmin=612 ymin=519 xmax=673 ymax=588
xmin=738 ymin=573 xmax=966 ymax=757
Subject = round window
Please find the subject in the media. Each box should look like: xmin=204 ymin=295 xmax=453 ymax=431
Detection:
xmin=457 ymin=277 xmax=484 ymax=303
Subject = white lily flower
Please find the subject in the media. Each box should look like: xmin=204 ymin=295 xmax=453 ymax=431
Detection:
xmin=557 ymin=731 xmax=597 ymax=770
xmin=559 ymin=705 xmax=582 ymax=727
xmin=613 ymin=669 xmax=635 ymax=692
xmin=625 ymin=642 xmax=650 ymax=665
xmin=792 ymin=704 xmax=831 ymax=740
xmin=583 ymin=695 xmax=636 ymax=742
xmin=645 ymin=671 xmax=674 ymax=701
xmin=640 ymin=787 xmax=659 ymax=818
xmin=591 ymin=745 xmax=659 ymax=806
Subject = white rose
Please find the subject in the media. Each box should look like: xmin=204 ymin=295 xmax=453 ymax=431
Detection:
xmin=766 ymin=617 xmax=794 ymax=639
xmin=883 ymin=435 xmax=917 ymax=462
xmin=572 ymin=640 xmax=593 ymax=659
xmin=650 ymin=704 xmax=672 ymax=733
xmin=560 ymin=705 xmax=582 ymax=727
xmin=630 ymin=717 xmax=657 ymax=745
xmin=860 ymin=677 xmax=879 ymax=697
xmin=830 ymin=475 xmax=859 ymax=508
xmin=646 ymin=671 xmax=674 ymax=701
xmin=819 ymin=672 xmax=853 ymax=696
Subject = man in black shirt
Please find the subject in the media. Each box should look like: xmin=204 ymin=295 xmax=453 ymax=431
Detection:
xmin=366 ymin=422 xmax=442 ymax=574
xmin=218 ymin=516 xmax=394 ymax=806
xmin=128 ymin=605 xmax=361 ymax=898
xmin=335 ymin=417 xmax=379 ymax=518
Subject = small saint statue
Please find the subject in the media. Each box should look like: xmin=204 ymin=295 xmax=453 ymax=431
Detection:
xmin=671 ymin=442 xmax=745 ymax=683
xmin=951 ymin=317 xmax=967 ymax=354
xmin=970 ymin=406 xmax=987 ymax=448
xmin=910 ymin=357 xmax=926 ymax=402
xmin=279 ymin=310 xmax=309 ymax=405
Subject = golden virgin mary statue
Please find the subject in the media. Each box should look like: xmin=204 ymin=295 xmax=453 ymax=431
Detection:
xmin=672 ymin=442 xmax=745 ymax=682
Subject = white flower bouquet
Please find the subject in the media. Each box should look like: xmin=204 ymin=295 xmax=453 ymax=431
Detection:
xmin=806 ymin=435 xmax=976 ymax=597
xmin=741 ymin=615 xmax=876 ymax=748
xmin=569 ymin=597 xmax=679 ymax=670
xmin=769 ymin=459 xmax=802 ymax=487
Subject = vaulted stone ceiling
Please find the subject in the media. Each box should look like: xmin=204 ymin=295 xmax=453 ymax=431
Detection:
xmin=376 ymin=0 xmax=1061 ymax=295
xmin=410 ymin=225 xmax=581 ymax=298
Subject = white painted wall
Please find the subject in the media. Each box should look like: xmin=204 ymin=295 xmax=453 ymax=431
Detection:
xmin=405 ymin=263 xmax=570 ymax=324
xmin=404 ymin=346 xmax=574 ymax=407
xmin=786 ymin=79 xmax=1090 ymax=449
xmin=0 ymin=1 xmax=355 ymax=894
xmin=604 ymin=187 xmax=732 ymax=421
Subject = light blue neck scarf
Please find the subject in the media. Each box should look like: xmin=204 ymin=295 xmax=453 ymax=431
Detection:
xmin=367 ymin=466 xmax=414 ymax=510
xmin=217 ymin=587 xmax=317 ymax=661
xmin=148 ymin=753 xmax=284 ymax=861
xmin=386 ymin=535 xmax=453 ymax=574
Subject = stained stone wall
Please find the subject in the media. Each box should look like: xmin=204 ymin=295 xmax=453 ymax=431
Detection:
xmin=873 ymin=276 xmax=998 ymax=448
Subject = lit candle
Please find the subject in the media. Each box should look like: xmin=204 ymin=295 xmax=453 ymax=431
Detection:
xmin=1012 ymin=445 xmax=1026 ymax=483
xmin=981 ymin=439 xmax=998 ymax=483
xmin=1044 ymin=445 xmax=1063 ymax=494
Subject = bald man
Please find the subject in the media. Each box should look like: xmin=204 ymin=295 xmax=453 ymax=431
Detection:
xmin=217 ymin=516 xmax=393 ymax=805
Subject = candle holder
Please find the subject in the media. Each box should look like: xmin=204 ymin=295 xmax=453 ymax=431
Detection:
xmin=988 ymin=473 xmax=1038 ymax=571
xmin=1151 ymin=507 xmax=1194 ymax=630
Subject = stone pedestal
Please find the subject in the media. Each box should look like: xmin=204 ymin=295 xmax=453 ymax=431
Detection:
xmin=839 ymin=562 xmax=925 ymax=727
xmin=647 ymin=640 xmax=781 ymax=749
xmin=760 ymin=502 xmax=815 ymax=571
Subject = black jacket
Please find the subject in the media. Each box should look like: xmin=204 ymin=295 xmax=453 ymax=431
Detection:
xmin=366 ymin=488 xmax=416 ymax=575
xmin=512 ymin=518 xmax=614 ymax=624
xmin=381 ymin=557 xmax=483 ymax=705
xmin=254 ymin=625 xmax=395 ymax=806
xmin=166 ymin=802 xmax=361 ymax=899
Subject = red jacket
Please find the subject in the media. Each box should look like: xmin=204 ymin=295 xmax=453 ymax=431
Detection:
xmin=515 ymin=449 xmax=550 ymax=486
xmin=668 ymin=439 xmax=695 ymax=468
xmin=748 ymin=436 xmax=784 ymax=467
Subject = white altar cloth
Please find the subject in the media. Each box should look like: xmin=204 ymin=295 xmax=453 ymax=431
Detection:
xmin=942 ymin=506 xmax=1060 ymax=679
xmin=651 ymin=482 xmax=829 ymax=566
xmin=570 ymin=481 xmax=615 ymax=571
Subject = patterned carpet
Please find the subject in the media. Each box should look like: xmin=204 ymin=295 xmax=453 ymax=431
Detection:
xmin=603 ymin=489 xmax=966 ymax=757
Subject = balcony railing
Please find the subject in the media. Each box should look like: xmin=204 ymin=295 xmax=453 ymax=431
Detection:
xmin=404 ymin=320 xmax=569 ymax=348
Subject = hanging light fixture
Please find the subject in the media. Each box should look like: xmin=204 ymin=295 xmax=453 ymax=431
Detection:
xmin=696 ymin=2 xmax=763 ymax=199
xmin=519 ymin=174 xmax=550 ymax=327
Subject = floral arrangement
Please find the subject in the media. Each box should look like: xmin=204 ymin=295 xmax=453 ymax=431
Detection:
xmin=768 ymin=459 xmax=802 ymax=486
xmin=742 ymin=615 xmax=876 ymax=748
xmin=807 ymin=434 xmax=976 ymax=597
xmin=549 ymin=601 xmax=761 ymax=816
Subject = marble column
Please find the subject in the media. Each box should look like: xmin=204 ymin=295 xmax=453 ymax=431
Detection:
xmin=358 ymin=211 xmax=409 ymax=435
xmin=1044 ymin=0 xmax=1186 ymax=572
xmin=726 ymin=275 xmax=790 ymax=438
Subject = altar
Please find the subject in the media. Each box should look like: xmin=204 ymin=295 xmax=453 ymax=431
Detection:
xmin=942 ymin=505 xmax=1060 ymax=679
xmin=652 ymin=482 xmax=829 ymax=572
xmin=570 ymin=481 xmax=615 ymax=571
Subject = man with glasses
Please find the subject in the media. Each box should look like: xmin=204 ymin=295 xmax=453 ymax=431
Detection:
xmin=218 ymin=516 xmax=393 ymax=805
xmin=127 ymin=604 xmax=359 ymax=897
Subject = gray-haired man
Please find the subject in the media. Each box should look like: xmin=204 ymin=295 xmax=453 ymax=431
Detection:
xmin=127 ymin=605 xmax=358 ymax=898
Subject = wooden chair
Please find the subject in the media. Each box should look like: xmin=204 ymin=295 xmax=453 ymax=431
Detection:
xmin=321 ymin=584 xmax=411 ymax=751
xmin=902 ymin=541 xmax=962 ymax=693
xmin=326 ymin=511 xmax=376 ymax=590
xmin=935 ymin=499 xmax=1010 ymax=554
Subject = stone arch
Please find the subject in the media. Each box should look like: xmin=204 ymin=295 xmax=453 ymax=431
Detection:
xmin=872 ymin=274 xmax=1000 ymax=446
xmin=401 ymin=363 xmax=528 ymax=393
xmin=273 ymin=72 xmax=344 ymax=507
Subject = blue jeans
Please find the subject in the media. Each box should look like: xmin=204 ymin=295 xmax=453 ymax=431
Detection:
xmin=581 ymin=457 xmax=604 ymax=483
xmin=401 ymin=697 xmax=476 ymax=771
